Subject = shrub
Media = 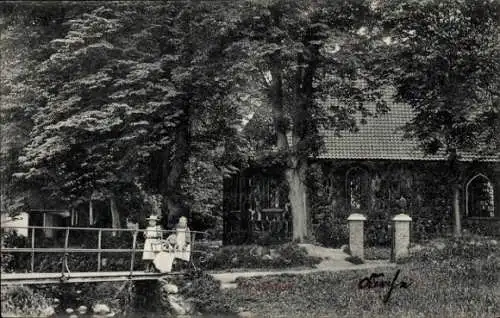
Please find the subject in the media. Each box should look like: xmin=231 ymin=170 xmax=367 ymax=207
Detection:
xmin=462 ymin=218 xmax=500 ymax=237
xmin=1 ymin=253 xmax=14 ymax=273
xmin=199 ymin=243 xmax=321 ymax=270
xmin=174 ymin=270 xmax=232 ymax=314
xmin=411 ymin=211 xmax=452 ymax=242
xmin=314 ymin=216 xmax=349 ymax=248
xmin=1 ymin=230 xmax=30 ymax=248
xmin=1 ymin=230 xmax=31 ymax=273
xmin=1 ymin=286 xmax=53 ymax=317
xmin=345 ymin=256 xmax=364 ymax=265
xmin=410 ymin=235 xmax=499 ymax=263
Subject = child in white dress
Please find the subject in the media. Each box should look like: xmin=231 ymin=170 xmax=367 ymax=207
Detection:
xmin=153 ymin=216 xmax=192 ymax=273
xmin=142 ymin=215 xmax=162 ymax=272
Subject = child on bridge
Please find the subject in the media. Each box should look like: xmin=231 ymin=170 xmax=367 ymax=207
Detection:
xmin=142 ymin=214 xmax=162 ymax=272
xmin=152 ymin=216 xmax=191 ymax=273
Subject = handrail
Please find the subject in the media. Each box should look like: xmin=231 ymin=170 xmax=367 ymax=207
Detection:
xmin=2 ymin=248 xmax=145 ymax=253
xmin=1 ymin=225 xmax=205 ymax=237
xmin=1 ymin=225 xmax=204 ymax=234
xmin=1 ymin=225 xmax=207 ymax=275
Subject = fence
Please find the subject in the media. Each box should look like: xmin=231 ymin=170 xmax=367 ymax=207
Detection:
xmin=1 ymin=225 xmax=206 ymax=275
xmin=224 ymin=208 xmax=292 ymax=245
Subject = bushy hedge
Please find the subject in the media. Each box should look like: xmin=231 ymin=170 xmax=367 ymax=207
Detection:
xmin=410 ymin=235 xmax=499 ymax=262
xmin=198 ymin=243 xmax=322 ymax=270
xmin=462 ymin=218 xmax=500 ymax=237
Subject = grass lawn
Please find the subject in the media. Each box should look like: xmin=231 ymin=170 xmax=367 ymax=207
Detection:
xmin=217 ymin=239 xmax=499 ymax=317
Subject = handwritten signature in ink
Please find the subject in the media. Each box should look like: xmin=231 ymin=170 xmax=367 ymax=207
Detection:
xmin=358 ymin=269 xmax=413 ymax=303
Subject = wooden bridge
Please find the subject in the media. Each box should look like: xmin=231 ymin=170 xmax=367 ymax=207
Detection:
xmin=1 ymin=225 xmax=207 ymax=285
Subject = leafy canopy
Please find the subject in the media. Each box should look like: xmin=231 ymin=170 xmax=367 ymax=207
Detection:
xmin=379 ymin=0 xmax=500 ymax=157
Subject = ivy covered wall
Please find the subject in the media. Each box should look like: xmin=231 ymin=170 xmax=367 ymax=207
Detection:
xmin=308 ymin=159 xmax=499 ymax=247
xmin=222 ymin=160 xmax=499 ymax=246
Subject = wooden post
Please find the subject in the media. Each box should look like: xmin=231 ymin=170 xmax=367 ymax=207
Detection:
xmin=129 ymin=230 xmax=138 ymax=276
xmin=31 ymin=227 xmax=35 ymax=273
xmin=64 ymin=228 xmax=70 ymax=249
xmin=62 ymin=227 xmax=70 ymax=274
xmin=97 ymin=229 xmax=102 ymax=272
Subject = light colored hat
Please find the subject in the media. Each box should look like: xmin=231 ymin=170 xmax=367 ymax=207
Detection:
xmin=145 ymin=215 xmax=160 ymax=221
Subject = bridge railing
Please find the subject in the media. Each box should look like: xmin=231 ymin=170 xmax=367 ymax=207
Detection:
xmin=1 ymin=225 xmax=207 ymax=275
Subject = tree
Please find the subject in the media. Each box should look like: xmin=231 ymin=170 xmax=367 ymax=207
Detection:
xmin=5 ymin=1 xmax=390 ymax=240
xmin=224 ymin=0 xmax=388 ymax=241
xmin=380 ymin=0 xmax=499 ymax=156
xmin=156 ymin=1 xmax=251 ymax=225
xmin=378 ymin=0 xmax=500 ymax=235
xmin=14 ymin=2 xmax=251 ymax=229
xmin=0 ymin=2 xmax=79 ymax=214
xmin=15 ymin=4 xmax=185 ymax=227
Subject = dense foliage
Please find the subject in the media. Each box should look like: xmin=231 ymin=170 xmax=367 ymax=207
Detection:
xmin=378 ymin=0 xmax=500 ymax=157
xmin=199 ymin=243 xmax=321 ymax=270
xmin=1 ymin=0 xmax=498 ymax=241
xmin=1 ymin=2 xmax=250 ymax=229
xmin=0 ymin=3 xmax=76 ymax=213
xmin=223 ymin=0 xmax=391 ymax=241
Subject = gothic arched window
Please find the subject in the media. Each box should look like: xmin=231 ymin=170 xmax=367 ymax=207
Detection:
xmin=466 ymin=174 xmax=495 ymax=218
xmin=346 ymin=167 xmax=370 ymax=212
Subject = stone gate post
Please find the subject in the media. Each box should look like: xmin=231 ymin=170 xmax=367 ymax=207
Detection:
xmin=392 ymin=213 xmax=412 ymax=261
xmin=347 ymin=213 xmax=366 ymax=259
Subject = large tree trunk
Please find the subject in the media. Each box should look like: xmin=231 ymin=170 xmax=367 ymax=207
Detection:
xmin=286 ymin=158 xmax=310 ymax=242
xmin=165 ymin=196 xmax=184 ymax=226
xmin=161 ymin=119 xmax=190 ymax=227
xmin=109 ymin=196 xmax=121 ymax=236
xmin=266 ymin=21 xmax=320 ymax=242
xmin=270 ymin=59 xmax=288 ymax=150
xmin=268 ymin=50 xmax=314 ymax=242
xmin=447 ymin=152 xmax=462 ymax=237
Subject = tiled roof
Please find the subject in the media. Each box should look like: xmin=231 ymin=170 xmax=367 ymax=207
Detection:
xmin=315 ymin=90 xmax=499 ymax=162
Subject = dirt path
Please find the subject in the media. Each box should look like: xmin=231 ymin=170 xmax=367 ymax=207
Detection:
xmin=210 ymin=244 xmax=395 ymax=289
